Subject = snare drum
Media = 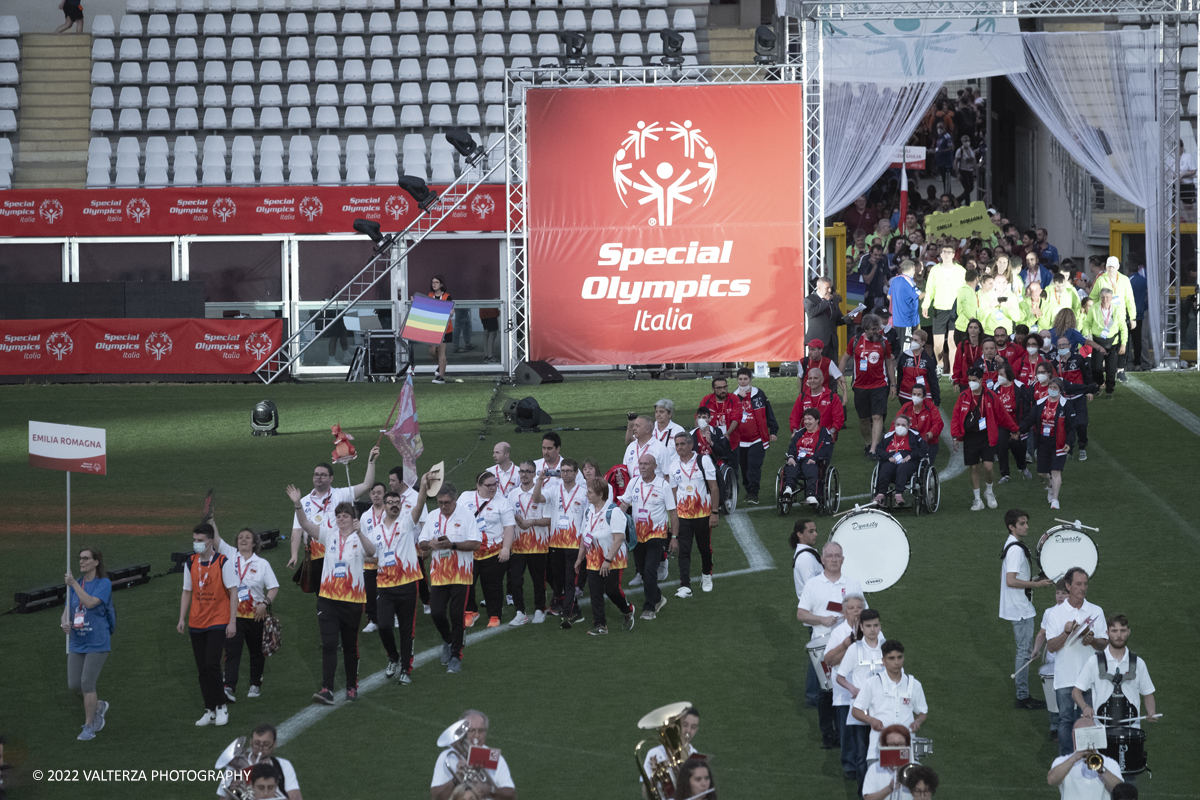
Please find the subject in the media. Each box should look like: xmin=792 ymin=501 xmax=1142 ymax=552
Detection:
xmin=1102 ymin=726 xmax=1147 ymax=775
xmin=1036 ymin=524 xmax=1098 ymax=583
xmin=829 ymin=508 xmax=910 ymax=592
xmin=1039 ymin=663 xmax=1058 ymax=713
xmin=806 ymin=634 xmax=834 ymax=691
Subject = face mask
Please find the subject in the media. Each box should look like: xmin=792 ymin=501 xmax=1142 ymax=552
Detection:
xmin=1037 ymin=373 xmax=1050 ymax=385
xmin=911 ymin=396 xmax=923 ymax=406
xmin=696 ymin=418 xmax=709 ymax=430
xmin=894 ymin=425 xmax=909 ymax=437
xmin=997 ymin=376 xmax=1008 ymax=386
xmin=1058 ymin=347 xmax=1071 ymax=357
xmin=1048 ymin=389 xmax=1061 ymax=399
xmin=1027 ymin=346 xmax=1039 ymax=356
xmin=192 ymin=541 xmax=207 ymax=554
xmin=736 ymin=385 xmax=750 ymax=396
xmin=968 ymin=380 xmax=981 ymax=392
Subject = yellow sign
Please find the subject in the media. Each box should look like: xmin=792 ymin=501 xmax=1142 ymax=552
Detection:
xmin=924 ymin=201 xmax=1001 ymax=242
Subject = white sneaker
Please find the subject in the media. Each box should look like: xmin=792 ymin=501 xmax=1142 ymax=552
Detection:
xmin=657 ymin=561 xmax=669 ymax=581
xmin=423 ymin=604 xmax=431 ymax=615
xmin=531 ymin=610 xmax=546 ymax=624
xmin=806 ymin=495 xmax=818 ymax=506
xmin=701 ymin=574 xmax=713 ymax=592
xmin=195 ymin=710 xmax=216 ymax=727
xmin=629 ymin=574 xmax=644 ymax=587
xmin=970 ymin=498 xmax=985 ymax=511
xmin=985 ymin=491 xmax=997 ymax=509
xmin=1050 ymin=499 xmax=1060 ymax=510
xmin=655 ymin=596 xmax=668 ymax=613
xmin=362 ymin=621 xmax=378 ymax=633
xmin=247 ymin=685 xmax=261 ymax=698
xmin=1078 ymin=449 xmax=1087 ymax=462
xmin=214 ymin=706 xmax=229 ymax=726
xmin=224 ymin=685 xmax=236 ymax=703
xmin=675 ymin=586 xmax=693 ymax=598
xmin=783 ymin=485 xmax=794 ymax=498
xmin=1022 ymin=468 xmax=1033 ymax=480
xmin=506 ymin=594 xmax=514 ymax=606
xmin=508 ymin=611 xmax=529 ymax=626
xmin=394 ymin=617 xmax=399 ymax=628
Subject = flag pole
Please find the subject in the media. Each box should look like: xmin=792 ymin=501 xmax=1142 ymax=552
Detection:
xmin=374 ymin=389 xmax=403 ymax=449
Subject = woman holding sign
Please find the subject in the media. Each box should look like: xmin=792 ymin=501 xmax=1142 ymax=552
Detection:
xmin=61 ymin=547 xmax=114 ymax=741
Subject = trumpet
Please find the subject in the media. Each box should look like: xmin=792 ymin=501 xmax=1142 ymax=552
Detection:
xmin=1084 ymin=750 xmax=1105 ymax=771
xmin=634 ymin=702 xmax=693 ymax=800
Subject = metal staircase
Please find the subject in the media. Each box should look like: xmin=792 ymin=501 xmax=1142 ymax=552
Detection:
xmin=253 ymin=135 xmax=507 ymax=384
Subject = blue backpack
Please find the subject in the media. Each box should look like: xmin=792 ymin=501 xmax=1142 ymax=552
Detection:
xmin=604 ymin=503 xmax=637 ymax=549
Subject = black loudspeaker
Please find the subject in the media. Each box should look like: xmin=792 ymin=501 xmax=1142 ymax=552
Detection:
xmin=367 ymin=332 xmax=399 ymax=375
xmin=514 ymin=360 xmax=564 ymax=385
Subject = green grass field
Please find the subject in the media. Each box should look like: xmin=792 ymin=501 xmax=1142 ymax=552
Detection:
xmin=2 ymin=373 xmax=1198 ymax=799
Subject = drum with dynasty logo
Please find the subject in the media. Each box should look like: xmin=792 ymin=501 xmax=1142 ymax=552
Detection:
xmin=828 ymin=508 xmax=910 ymax=592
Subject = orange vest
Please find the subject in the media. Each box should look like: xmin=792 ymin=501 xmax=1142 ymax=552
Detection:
xmin=187 ymin=553 xmax=231 ymax=629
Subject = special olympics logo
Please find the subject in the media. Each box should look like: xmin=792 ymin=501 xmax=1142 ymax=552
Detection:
xmin=46 ymin=331 xmax=73 ymax=360
xmin=612 ymin=119 xmax=718 ymax=227
xmin=299 ymin=196 xmax=323 ymax=221
xmin=126 ymin=198 xmax=151 ymax=223
xmin=39 ymin=199 xmax=64 ymax=224
xmin=145 ymin=331 xmax=173 ymax=360
xmin=867 ymin=352 xmax=881 ymax=364
xmin=470 ymin=193 xmax=495 ymax=220
xmin=384 ymin=195 xmax=410 ymax=220
xmin=213 ymin=197 xmax=237 ymax=222
xmin=245 ymin=332 xmax=273 ymax=361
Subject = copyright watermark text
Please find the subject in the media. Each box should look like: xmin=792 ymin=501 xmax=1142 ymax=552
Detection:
xmin=32 ymin=768 xmax=247 ymax=783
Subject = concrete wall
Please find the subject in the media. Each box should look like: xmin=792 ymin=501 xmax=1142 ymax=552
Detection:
xmin=1032 ymin=123 xmax=1090 ymax=265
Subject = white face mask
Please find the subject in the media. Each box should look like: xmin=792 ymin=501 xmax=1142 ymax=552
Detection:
xmin=997 ymin=376 xmax=1008 ymax=386
xmin=1048 ymin=389 xmax=1061 ymax=399
xmin=1037 ymin=373 xmax=1050 ymax=385
xmin=968 ymin=380 xmax=982 ymax=392
xmin=192 ymin=541 xmax=207 ymax=554
xmin=1058 ymin=347 xmax=1071 ymax=357
xmin=1027 ymin=345 xmax=1039 ymax=356
xmin=696 ymin=418 xmax=710 ymax=430
xmin=911 ymin=396 xmax=923 ymax=406
xmin=894 ymin=425 xmax=909 ymax=437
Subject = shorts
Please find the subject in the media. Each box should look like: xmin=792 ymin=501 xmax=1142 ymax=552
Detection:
xmin=930 ymin=309 xmax=955 ymax=335
xmin=853 ymin=386 xmax=889 ymax=419
xmin=962 ymin=431 xmax=995 ymax=465
xmin=1037 ymin=444 xmax=1067 ymax=474
xmin=480 ymin=316 xmax=499 ymax=332
xmin=64 ymin=5 xmax=83 ymax=21
xmin=437 ymin=331 xmax=452 ymax=344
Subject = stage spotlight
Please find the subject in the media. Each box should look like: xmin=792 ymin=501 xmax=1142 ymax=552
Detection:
xmin=107 ymin=563 xmax=151 ymax=591
xmin=353 ymin=218 xmax=383 ymax=244
xmin=398 ymin=175 xmax=438 ymax=211
xmin=559 ymin=31 xmax=587 ymax=67
xmin=660 ymin=29 xmax=685 ymax=67
xmin=169 ymin=551 xmax=191 ymax=574
xmin=754 ymin=25 xmax=777 ymax=64
xmin=446 ymin=127 xmax=482 ymax=167
xmin=258 ymin=529 xmax=282 ymax=551
xmin=252 ymin=399 xmax=279 ymax=437
xmin=514 ymin=396 xmax=553 ymax=433
xmin=14 ymin=583 xmax=67 ymax=614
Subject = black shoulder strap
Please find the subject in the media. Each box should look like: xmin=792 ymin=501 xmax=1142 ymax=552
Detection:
xmin=1000 ymin=540 xmax=1033 ymax=600
xmin=793 ymin=545 xmax=822 ymax=569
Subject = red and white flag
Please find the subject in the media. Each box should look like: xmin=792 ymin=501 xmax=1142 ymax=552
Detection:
xmin=384 ymin=373 xmax=424 ymax=486
xmin=898 ymin=163 xmax=908 ymax=237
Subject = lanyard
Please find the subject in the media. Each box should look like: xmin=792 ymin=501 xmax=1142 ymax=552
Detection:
xmin=379 ymin=518 xmax=401 ymax=552
xmin=654 ymin=424 xmax=672 ymax=444
xmin=77 ymin=577 xmax=89 ymax=613
xmin=335 ymin=531 xmax=352 ymax=562
xmin=1102 ymin=306 xmax=1113 ymax=328
xmin=312 ymin=490 xmax=332 ymax=512
xmin=497 ymin=465 xmax=517 ymax=494
xmin=639 ymin=480 xmax=654 ymax=507
xmin=560 ymin=483 xmax=581 ymax=514
xmin=370 ymin=506 xmax=383 ymax=530
xmin=236 ymin=556 xmax=252 ymax=584
xmin=679 ymin=456 xmax=698 ymax=481
xmin=635 ymin=440 xmax=651 ymax=462
xmin=437 ymin=512 xmax=451 ymax=538
xmin=518 ymin=491 xmax=534 ymax=518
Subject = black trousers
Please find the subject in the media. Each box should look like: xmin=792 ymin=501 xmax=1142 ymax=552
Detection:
xmin=376 ymin=582 xmax=418 ymax=671
xmin=587 ymin=568 xmax=631 ymax=628
xmin=817 ymin=687 xmax=837 ymax=743
xmin=547 ymin=546 xmax=573 ymax=611
xmin=676 ymin=516 xmax=712 ymax=588
xmin=640 ymin=537 xmax=666 ymax=613
xmin=467 ymin=555 xmax=506 ymax=620
xmin=875 ymin=457 xmax=918 ymax=495
xmin=958 ymin=170 xmax=975 ymax=202
xmin=316 ymin=596 xmax=362 ymax=691
xmin=997 ymin=428 xmax=1028 ymax=477
xmin=783 ymin=459 xmax=820 ymax=492
xmin=223 ymin=616 xmax=264 ymax=692
xmin=739 ymin=442 xmax=765 ymax=496
xmin=1092 ymin=336 xmax=1120 ymax=393
xmin=508 ymin=551 xmax=547 ymax=614
xmin=1132 ymin=322 xmax=1144 ymax=367
xmin=417 ymin=557 xmax=430 ymax=605
xmin=190 ymin=627 xmax=226 ymax=711
xmin=363 ymin=568 xmax=378 ymax=624
xmin=429 ymin=584 xmax=469 ymax=660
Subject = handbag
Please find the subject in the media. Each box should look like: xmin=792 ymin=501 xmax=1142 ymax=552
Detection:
xmin=262 ymin=608 xmax=282 ymax=657
xmin=292 ymin=548 xmax=319 ymax=594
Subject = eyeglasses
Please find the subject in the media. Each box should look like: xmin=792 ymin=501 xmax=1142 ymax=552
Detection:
xmin=313 ymin=472 xmax=331 ymax=478
xmin=481 ymin=482 xmax=497 ymax=489
xmin=78 ymin=555 xmax=94 ymax=561
xmin=518 ymin=469 xmax=534 ymax=474
xmin=911 ymin=789 xmax=933 ymax=798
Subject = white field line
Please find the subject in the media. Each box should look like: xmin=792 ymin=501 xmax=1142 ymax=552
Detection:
xmin=278 ymin=510 xmax=773 ymax=747
xmin=1126 ymin=375 xmax=1200 ymax=436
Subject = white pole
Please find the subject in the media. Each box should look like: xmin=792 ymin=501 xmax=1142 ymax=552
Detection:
xmin=344 ymin=462 xmax=352 ymax=490
xmin=65 ymin=470 xmax=71 ymax=655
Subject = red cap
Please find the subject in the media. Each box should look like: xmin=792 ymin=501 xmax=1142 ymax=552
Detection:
xmin=806 ymin=338 xmax=824 ymax=349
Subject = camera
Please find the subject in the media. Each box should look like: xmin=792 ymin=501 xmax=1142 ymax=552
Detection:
xmin=627 ymin=412 xmax=638 ymax=421
xmin=544 ymin=468 xmax=561 ymax=478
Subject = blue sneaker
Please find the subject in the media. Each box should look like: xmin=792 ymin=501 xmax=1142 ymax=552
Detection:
xmin=440 ymin=642 xmax=452 ymax=666
xmin=446 ymin=657 xmax=462 ymax=674
xmin=93 ymin=700 xmax=109 ymax=732
xmin=78 ymin=725 xmax=96 ymax=741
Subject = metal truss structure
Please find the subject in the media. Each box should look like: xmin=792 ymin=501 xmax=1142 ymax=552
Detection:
xmin=253 ymin=136 xmax=506 ymax=384
xmin=503 ymin=62 xmax=801 ymax=373
xmin=786 ymin=1 xmax=1197 ymax=368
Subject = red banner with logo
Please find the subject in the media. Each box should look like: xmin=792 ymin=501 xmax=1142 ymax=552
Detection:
xmin=0 ymin=318 xmax=282 ymax=375
xmin=525 ymin=84 xmax=804 ymax=364
xmin=0 ymin=185 xmax=504 ymax=236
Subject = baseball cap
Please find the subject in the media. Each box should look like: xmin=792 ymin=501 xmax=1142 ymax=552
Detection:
xmin=1105 ymin=256 xmax=1120 ymax=268
xmin=807 ymin=338 xmax=824 ymax=349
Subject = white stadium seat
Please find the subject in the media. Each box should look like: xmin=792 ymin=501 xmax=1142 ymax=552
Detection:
xmin=563 ymin=10 xmax=586 ymax=31
xmin=396 ymin=12 xmax=419 ymax=33
xmin=181 ymin=0 xmax=205 ymax=9
xmin=481 ymin=34 xmax=504 ymax=56
xmin=204 ymin=86 xmax=228 ymax=108
xmin=317 ymin=165 xmax=342 ymax=185
xmin=397 ymin=58 xmax=421 ymax=80
xmin=374 ymin=163 xmax=399 ymax=184
xmin=176 ymin=62 xmax=199 ymax=83
xmin=428 ymin=82 xmax=450 ymax=103
xmin=91 ymin=109 xmax=115 ymax=131
xmin=315 ymin=84 xmax=339 ymax=106
xmin=342 ymin=13 xmax=365 ymax=33
xmin=231 ymin=61 xmax=255 ymax=82
xmin=0 ymin=16 xmax=17 ymax=36
xmin=343 ymin=36 xmax=367 ymax=58
xmin=287 ymin=84 xmax=311 ymax=105
xmin=175 ymin=15 xmax=198 ymax=36
xmin=286 ymin=37 xmax=310 ymax=58
xmin=347 ymin=163 xmax=370 ymax=183
xmin=0 ymin=86 xmax=16 ymax=110
xmin=376 ymin=133 xmax=399 ymax=154
xmin=232 ymin=107 xmax=257 ymax=128
xmin=344 ymin=60 xmax=367 ymax=80
xmin=175 ymin=86 xmax=199 ymax=107
xmin=147 ymin=38 xmax=170 ymax=59
xmin=286 ymin=13 xmax=309 ymax=34
xmin=231 ymin=14 xmax=254 ymax=34
xmin=118 ymin=39 xmax=143 ymax=61
xmin=91 ymin=87 xmax=115 ymax=109
xmin=509 ymin=11 xmax=531 ymax=31
xmin=204 ymin=108 xmax=229 ymax=129
xmin=370 ymin=35 xmax=393 ymax=56
xmin=402 ymin=151 xmax=428 ymax=181
xmin=397 ymin=83 xmax=422 ymax=104
xmin=454 ymin=35 xmax=477 ymax=56
xmin=485 ymin=104 xmax=504 ymax=126
xmin=173 ymin=136 xmax=197 ymax=156
xmin=119 ymin=87 xmax=143 ymax=109
xmin=682 ymin=32 xmax=697 ymax=54
xmin=509 ymin=34 xmax=533 ymax=55
xmin=147 ymin=86 xmax=170 ymax=108
xmin=203 ymin=14 xmax=226 ymax=36
xmin=231 ymin=85 xmax=255 ymax=107
xmin=537 ymin=10 xmax=559 ymax=31
xmin=619 ymin=33 xmax=642 ymax=55
xmin=175 ymin=107 xmax=199 ymax=129
xmin=287 ymin=60 xmax=311 ymax=82
xmin=261 ymin=107 xmax=284 ymax=128
xmin=315 ymin=36 xmax=338 ymax=57
xmin=261 ymin=85 xmax=283 ymax=106
xmin=119 ymin=15 xmax=143 ymax=36
xmin=260 ymin=14 xmax=282 ymax=34
xmin=203 ymin=38 xmax=228 ymax=59
xmin=426 ymin=35 xmax=450 ymax=56
xmin=481 ymin=10 xmax=503 ymax=32
xmin=397 ymin=35 xmax=421 ymax=56
xmin=119 ymin=109 xmax=143 ymax=131
xmin=287 ymin=107 xmax=312 ymax=127
xmin=482 ymin=57 xmax=505 ymax=79
xmin=315 ymin=60 xmax=339 ymax=81
xmin=145 ymin=62 xmax=169 ymax=83
xmin=93 ymin=16 xmax=116 ymax=36
xmin=289 ymin=165 xmax=313 ymax=184
xmin=147 ymin=108 xmax=171 ymax=130
xmin=259 ymin=38 xmax=283 ymax=59
xmin=87 ymin=169 xmax=112 ymax=188
xmin=345 ymin=84 xmax=368 ymax=104
xmin=369 ymin=12 xmax=393 ymax=33
xmin=314 ymin=13 xmax=338 ymax=34
xmin=536 ymin=33 xmax=557 ymax=56
xmin=454 ymin=57 xmax=477 ymax=80
xmin=429 ymin=104 xmax=452 ymax=126
xmin=591 ymin=9 xmax=614 ymax=30
xmin=92 ymin=39 xmax=115 ymax=61
xmin=399 ymin=105 xmax=423 ymax=127
xmin=456 ymin=104 xmax=480 ymax=126
xmin=425 ymin=11 xmax=448 ymax=32
xmin=454 ymin=11 xmax=476 ymax=32
xmin=119 ymin=63 xmax=143 ymax=84
xmin=176 ymin=38 xmax=199 ymax=59
xmin=316 ymin=106 xmax=340 ymax=127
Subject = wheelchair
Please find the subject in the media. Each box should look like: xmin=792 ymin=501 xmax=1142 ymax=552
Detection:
xmin=716 ymin=460 xmax=738 ymax=514
xmin=775 ymin=459 xmax=841 ymax=517
xmin=868 ymin=455 xmax=941 ymax=515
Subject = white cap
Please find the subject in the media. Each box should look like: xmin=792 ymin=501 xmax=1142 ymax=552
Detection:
xmin=1106 ymin=256 xmax=1120 ymax=268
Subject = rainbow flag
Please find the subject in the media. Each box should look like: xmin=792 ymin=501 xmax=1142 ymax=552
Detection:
xmin=401 ymin=294 xmax=454 ymax=344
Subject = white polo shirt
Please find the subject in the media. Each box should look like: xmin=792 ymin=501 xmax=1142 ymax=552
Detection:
xmin=1073 ymin=648 xmax=1155 ymax=728
xmin=457 ymin=490 xmax=516 ymax=560
xmin=1050 ymin=753 xmax=1121 ymax=800
xmin=834 ymin=633 xmax=886 ymax=718
xmin=619 ymin=474 xmax=676 ymax=543
xmin=1044 ymin=599 xmax=1106 ymax=690
xmin=548 ymin=477 xmax=588 ymax=550
xmin=487 ymin=462 xmax=521 ymax=497
xmin=623 ymin=437 xmax=670 ymax=479
xmin=431 ymin=748 xmax=514 ymax=790
xmin=507 ymin=484 xmax=550 ymax=554
xmin=852 ymin=670 xmax=928 ymax=761
xmin=999 ymin=535 xmax=1036 ymax=621
xmin=861 ymin=762 xmax=911 ymax=799
xmin=229 ymin=552 xmax=278 ymax=619
xmin=792 ymin=545 xmax=823 ymax=602
xmin=666 ymin=452 xmax=717 ymax=519
xmin=292 ymin=486 xmax=356 ymax=559
xmin=797 ymin=572 xmax=865 ymax=640
xmin=650 ymin=419 xmax=687 ymax=448
xmin=1039 ymin=600 xmax=1063 ymax=678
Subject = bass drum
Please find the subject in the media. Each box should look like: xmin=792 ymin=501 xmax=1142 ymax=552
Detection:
xmin=829 ymin=508 xmax=910 ymax=592
xmin=1037 ymin=524 xmax=1099 ymax=583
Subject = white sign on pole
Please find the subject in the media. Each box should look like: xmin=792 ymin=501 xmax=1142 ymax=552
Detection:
xmin=29 ymin=421 xmax=107 ymax=475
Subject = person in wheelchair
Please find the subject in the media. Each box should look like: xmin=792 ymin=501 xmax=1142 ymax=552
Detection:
xmin=783 ymin=408 xmax=834 ymax=507
xmin=871 ymin=414 xmax=928 ymax=507
xmin=893 ymin=383 xmax=942 ymax=464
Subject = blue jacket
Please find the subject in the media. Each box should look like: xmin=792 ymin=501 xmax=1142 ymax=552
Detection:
xmin=1129 ymin=271 xmax=1148 ymax=320
xmin=1020 ymin=264 xmax=1054 ymax=293
xmin=889 ymin=275 xmax=921 ymax=327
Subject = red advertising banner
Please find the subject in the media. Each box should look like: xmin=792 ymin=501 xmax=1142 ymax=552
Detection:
xmin=0 ymin=318 xmax=282 ymax=375
xmin=525 ymin=84 xmax=804 ymax=364
xmin=0 ymin=185 xmax=504 ymax=237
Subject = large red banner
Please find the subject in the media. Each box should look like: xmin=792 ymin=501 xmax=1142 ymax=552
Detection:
xmin=526 ymin=84 xmax=804 ymax=364
xmin=0 ymin=184 xmax=504 ymax=236
xmin=0 ymin=318 xmax=282 ymax=375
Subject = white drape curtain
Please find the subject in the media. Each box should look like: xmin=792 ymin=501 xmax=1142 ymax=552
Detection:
xmin=818 ymin=30 xmax=1164 ymax=362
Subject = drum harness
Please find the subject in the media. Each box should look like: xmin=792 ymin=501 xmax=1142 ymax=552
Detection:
xmin=1097 ymin=650 xmax=1140 ymax=722
xmin=794 ymin=545 xmax=822 ymax=571
xmin=999 ymin=540 xmax=1034 ymax=600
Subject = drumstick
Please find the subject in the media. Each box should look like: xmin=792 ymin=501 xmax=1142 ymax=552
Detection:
xmin=831 ymin=501 xmax=879 ymax=519
xmin=1054 ymin=518 xmax=1099 ymax=532
xmin=1010 ymin=653 xmax=1042 ymax=679
xmin=1119 ymin=714 xmax=1161 ymax=724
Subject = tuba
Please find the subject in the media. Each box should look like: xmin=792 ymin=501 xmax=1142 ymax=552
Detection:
xmin=437 ymin=719 xmax=494 ymax=791
xmin=634 ymin=702 xmax=693 ymax=800
xmin=215 ymin=737 xmax=253 ymax=800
